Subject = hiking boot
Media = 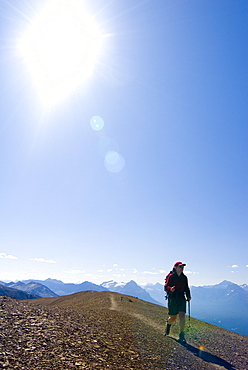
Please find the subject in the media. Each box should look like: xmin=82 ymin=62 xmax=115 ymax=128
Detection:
xmin=178 ymin=332 xmax=186 ymax=344
xmin=164 ymin=323 xmax=171 ymax=336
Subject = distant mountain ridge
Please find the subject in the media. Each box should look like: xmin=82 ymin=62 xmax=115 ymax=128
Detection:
xmin=240 ymin=283 xmax=248 ymax=292
xmin=0 ymin=284 xmax=39 ymax=300
xmin=143 ymin=282 xmax=165 ymax=304
xmin=5 ymin=281 xmax=58 ymax=298
xmin=100 ymin=280 xmax=160 ymax=305
xmin=189 ymin=280 xmax=248 ymax=336
xmin=23 ymin=279 xmax=109 ymax=296
xmin=0 ymin=279 xmax=159 ymax=305
xmin=25 ymin=279 xmax=160 ymax=305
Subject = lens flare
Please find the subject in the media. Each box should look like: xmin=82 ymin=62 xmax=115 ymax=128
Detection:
xmin=90 ymin=116 xmax=104 ymax=131
xmin=104 ymin=150 xmax=125 ymax=173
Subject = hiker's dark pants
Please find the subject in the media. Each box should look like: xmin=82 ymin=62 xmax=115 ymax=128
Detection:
xmin=168 ymin=297 xmax=186 ymax=315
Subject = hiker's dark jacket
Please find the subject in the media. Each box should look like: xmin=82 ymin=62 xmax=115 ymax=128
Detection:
xmin=165 ymin=272 xmax=191 ymax=300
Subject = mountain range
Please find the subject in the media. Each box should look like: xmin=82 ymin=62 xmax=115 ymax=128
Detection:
xmin=0 ymin=283 xmax=39 ymax=300
xmin=100 ymin=280 xmax=160 ymax=305
xmin=1 ymin=278 xmax=247 ymax=336
xmin=3 ymin=281 xmax=58 ymax=298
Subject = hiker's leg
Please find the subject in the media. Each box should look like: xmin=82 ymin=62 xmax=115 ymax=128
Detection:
xmin=178 ymin=312 xmax=185 ymax=333
xmin=165 ymin=298 xmax=178 ymax=335
xmin=165 ymin=314 xmax=177 ymax=335
xmin=167 ymin=315 xmax=177 ymax=325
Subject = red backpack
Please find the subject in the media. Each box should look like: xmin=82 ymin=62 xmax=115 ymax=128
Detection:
xmin=164 ymin=270 xmax=173 ymax=299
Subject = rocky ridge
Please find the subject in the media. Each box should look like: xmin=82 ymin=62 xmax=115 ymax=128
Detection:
xmin=0 ymin=296 xmax=144 ymax=369
xmin=1 ymin=292 xmax=248 ymax=369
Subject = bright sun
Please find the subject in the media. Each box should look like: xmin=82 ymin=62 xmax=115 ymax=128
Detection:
xmin=19 ymin=0 xmax=104 ymax=106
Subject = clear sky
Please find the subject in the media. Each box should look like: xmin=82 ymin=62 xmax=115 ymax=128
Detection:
xmin=0 ymin=0 xmax=247 ymax=287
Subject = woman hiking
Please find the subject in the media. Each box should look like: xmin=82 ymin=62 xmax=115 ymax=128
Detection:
xmin=164 ymin=261 xmax=191 ymax=343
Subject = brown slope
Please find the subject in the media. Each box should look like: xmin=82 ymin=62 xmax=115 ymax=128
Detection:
xmin=1 ymin=292 xmax=248 ymax=369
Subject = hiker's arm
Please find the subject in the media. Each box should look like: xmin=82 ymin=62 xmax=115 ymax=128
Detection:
xmin=164 ymin=285 xmax=175 ymax=292
xmin=165 ymin=275 xmax=175 ymax=293
xmin=185 ymin=277 xmax=191 ymax=300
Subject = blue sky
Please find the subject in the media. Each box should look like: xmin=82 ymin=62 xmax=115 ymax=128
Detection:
xmin=0 ymin=0 xmax=247 ymax=287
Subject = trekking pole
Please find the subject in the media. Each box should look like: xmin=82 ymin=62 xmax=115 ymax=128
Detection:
xmin=188 ymin=300 xmax=191 ymax=327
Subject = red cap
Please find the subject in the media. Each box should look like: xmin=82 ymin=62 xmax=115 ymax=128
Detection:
xmin=174 ymin=261 xmax=186 ymax=267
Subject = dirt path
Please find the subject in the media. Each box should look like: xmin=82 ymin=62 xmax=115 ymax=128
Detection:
xmin=110 ymin=294 xmax=163 ymax=332
xmin=131 ymin=311 xmax=163 ymax=332
xmin=109 ymin=294 xmax=118 ymax=311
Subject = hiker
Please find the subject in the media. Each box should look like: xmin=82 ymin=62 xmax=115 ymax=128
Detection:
xmin=164 ymin=261 xmax=191 ymax=343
